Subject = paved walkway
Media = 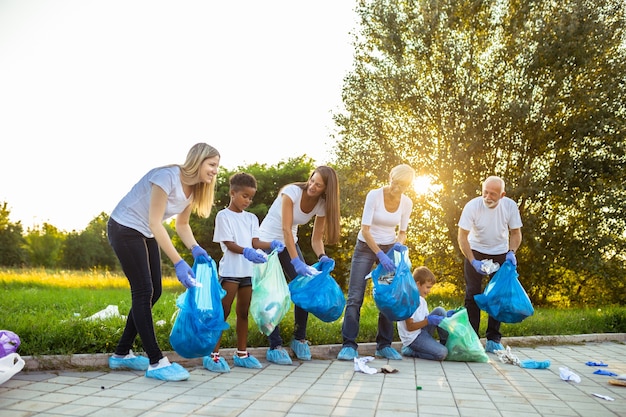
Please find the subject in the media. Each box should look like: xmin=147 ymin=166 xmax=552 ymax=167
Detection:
xmin=1 ymin=335 xmax=625 ymax=417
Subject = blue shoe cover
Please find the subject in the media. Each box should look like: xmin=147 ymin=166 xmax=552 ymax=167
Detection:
xmin=233 ymin=353 xmax=262 ymax=369
xmin=203 ymin=354 xmax=230 ymax=373
xmin=401 ymin=346 xmax=418 ymax=357
xmin=375 ymin=346 xmax=403 ymax=360
xmin=109 ymin=352 xmax=149 ymax=371
xmin=290 ymin=339 xmax=311 ymax=360
xmin=266 ymin=346 xmax=292 ymax=365
xmin=485 ymin=340 xmax=504 ymax=353
xmin=145 ymin=362 xmax=189 ymax=381
xmin=520 ymin=359 xmax=551 ymax=369
xmin=337 ymin=346 xmax=358 ymax=361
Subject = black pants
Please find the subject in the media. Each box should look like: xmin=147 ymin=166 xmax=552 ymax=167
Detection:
xmin=464 ymin=250 xmax=507 ymax=343
xmin=107 ymin=218 xmax=163 ymax=364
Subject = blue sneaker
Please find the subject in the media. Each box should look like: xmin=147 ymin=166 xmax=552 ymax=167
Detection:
xmin=108 ymin=351 xmax=149 ymax=371
xmin=233 ymin=352 xmax=262 ymax=369
xmin=145 ymin=359 xmax=189 ymax=381
xmin=203 ymin=353 xmax=230 ymax=373
xmin=337 ymin=346 xmax=358 ymax=361
xmin=375 ymin=346 xmax=403 ymax=360
xmin=485 ymin=340 xmax=504 ymax=353
xmin=401 ymin=346 xmax=417 ymax=357
xmin=266 ymin=346 xmax=292 ymax=365
xmin=290 ymin=339 xmax=311 ymax=360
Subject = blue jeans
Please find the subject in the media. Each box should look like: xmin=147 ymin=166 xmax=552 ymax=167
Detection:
xmin=464 ymin=250 xmax=507 ymax=342
xmin=268 ymin=245 xmax=309 ymax=349
xmin=107 ymin=218 xmax=163 ymax=365
xmin=341 ymin=239 xmax=395 ymax=350
xmin=404 ymin=306 xmax=448 ymax=361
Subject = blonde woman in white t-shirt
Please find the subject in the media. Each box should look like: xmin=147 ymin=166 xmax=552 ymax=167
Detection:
xmin=337 ymin=164 xmax=415 ymax=361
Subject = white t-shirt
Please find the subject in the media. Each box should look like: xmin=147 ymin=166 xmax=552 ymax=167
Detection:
xmin=398 ymin=296 xmax=428 ymax=346
xmin=258 ymin=184 xmax=326 ymax=243
xmin=458 ymin=196 xmax=523 ymax=255
xmin=110 ymin=166 xmax=191 ymax=238
xmin=213 ymin=208 xmax=261 ymax=277
xmin=357 ymin=187 xmax=413 ymax=245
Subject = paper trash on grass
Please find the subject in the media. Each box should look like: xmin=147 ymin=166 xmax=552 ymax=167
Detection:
xmin=84 ymin=305 xmax=126 ymax=321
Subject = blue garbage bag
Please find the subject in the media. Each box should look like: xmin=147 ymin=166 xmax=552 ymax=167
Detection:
xmin=169 ymin=258 xmax=229 ymax=358
xmin=371 ymin=247 xmax=419 ymax=321
xmin=289 ymin=258 xmax=346 ymax=322
xmin=474 ymin=260 xmax=534 ymax=323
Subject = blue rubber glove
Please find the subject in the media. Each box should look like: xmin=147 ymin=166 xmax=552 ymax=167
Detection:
xmin=191 ymin=245 xmax=210 ymax=263
xmin=593 ymin=369 xmax=618 ymax=376
xmin=506 ymin=250 xmax=517 ymax=266
xmin=270 ymin=240 xmax=285 ymax=253
xmin=291 ymin=257 xmax=314 ymax=277
xmin=392 ymin=242 xmax=407 ymax=252
xmin=318 ymin=255 xmax=333 ymax=265
xmin=427 ymin=314 xmax=444 ymax=326
xmin=174 ymin=260 xmax=196 ymax=288
xmin=471 ymin=259 xmax=488 ymax=275
xmin=446 ymin=309 xmax=456 ymax=317
xmin=243 ymin=247 xmax=267 ymax=264
xmin=376 ymin=250 xmax=395 ymax=272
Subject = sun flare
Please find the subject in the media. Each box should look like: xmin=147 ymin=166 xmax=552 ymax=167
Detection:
xmin=413 ymin=175 xmax=438 ymax=195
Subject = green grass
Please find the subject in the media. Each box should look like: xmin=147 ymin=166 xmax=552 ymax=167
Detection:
xmin=1 ymin=269 xmax=624 ymax=356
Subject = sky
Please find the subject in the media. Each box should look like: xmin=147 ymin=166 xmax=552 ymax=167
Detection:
xmin=0 ymin=0 xmax=358 ymax=232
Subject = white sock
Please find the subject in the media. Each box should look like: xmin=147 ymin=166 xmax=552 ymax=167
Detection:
xmin=149 ymin=356 xmax=171 ymax=370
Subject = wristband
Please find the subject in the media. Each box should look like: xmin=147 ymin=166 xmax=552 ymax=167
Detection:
xmin=191 ymin=244 xmax=199 ymax=251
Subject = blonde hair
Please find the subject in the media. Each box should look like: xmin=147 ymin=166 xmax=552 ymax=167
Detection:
xmin=413 ymin=266 xmax=436 ymax=285
xmin=390 ymin=164 xmax=416 ymax=185
xmin=179 ymin=143 xmax=220 ymax=218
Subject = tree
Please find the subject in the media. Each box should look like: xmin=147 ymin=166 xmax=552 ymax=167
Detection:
xmin=0 ymin=202 xmax=27 ymax=266
xmin=60 ymin=213 xmax=118 ymax=270
xmin=333 ymin=0 xmax=626 ymax=304
xmin=24 ymin=223 xmax=64 ymax=268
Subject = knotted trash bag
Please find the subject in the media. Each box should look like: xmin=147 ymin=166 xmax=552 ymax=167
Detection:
xmin=438 ymin=307 xmax=489 ymax=362
xmin=289 ymin=258 xmax=346 ymax=322
xmin=169 ymin=257 xmax=229 ymax=358
xmin=371 ymin=247 xmax=419 ymax=321
xmin=474 ymin=260 xmax=534 ymax=323
xmin=250 ymin=250 xmax=291 ymax=335
xmin=0 ymin=331 xmax=20 ymax=358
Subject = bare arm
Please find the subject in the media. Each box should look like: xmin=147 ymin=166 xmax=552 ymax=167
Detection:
xmin=281 ymin=194 xmax=299 ymax=260
xmin=457 ymin=227 xmax=474 ymax=262
xmin=509 ymin=228 xmax=522 ymax=252
xmin=403 ymin=316 xmax=429 ymax=332
xmin=311 ymin=215 xmax=326 ymax=258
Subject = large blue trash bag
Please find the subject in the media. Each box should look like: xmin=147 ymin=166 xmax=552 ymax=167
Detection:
xmin=289 ymin=258 xmax=346 ymax=322
xmin=438 ymin=307 xmax=489 ymax=362
xmin=169 ymin=258 xmax=229 ymax=358
xmin=371 ymin=247 xmax=419 ymax=321
xmin=250 ymin=250 xmax=291 ymax=336
xmin=474 ymin=260 xmax=534 ymax=323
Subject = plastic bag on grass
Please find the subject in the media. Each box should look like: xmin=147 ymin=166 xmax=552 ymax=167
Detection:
xmin=438 ymin=308 xmax=489 ymax=362
xmin=0 ymin=331 xmax=20 ymax=358
xmin=250 ymin=250 xmax=291 ymax=335
xmin=169 ymin=258 xmax=229 ymax=358
xmin=289 ymin=258 xmax=346 ymax=322
xmin=371 ymin=247 xmax=419 ymax=321
xmin=474 ymin=260 xmax=534 ymax=323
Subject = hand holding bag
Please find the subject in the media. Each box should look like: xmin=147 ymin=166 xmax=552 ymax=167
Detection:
xmin=474 ymin=260 xmax=534 ymax=323
xmin=438 ymin=308 xmax=489 ymax=362
xmin=371 ymin=247 xmax=420 ymax=321
xmin=169 ymin=258 xmax=229 ymax=358
xmin=289 ymin=258 xmax=346 ymax=322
